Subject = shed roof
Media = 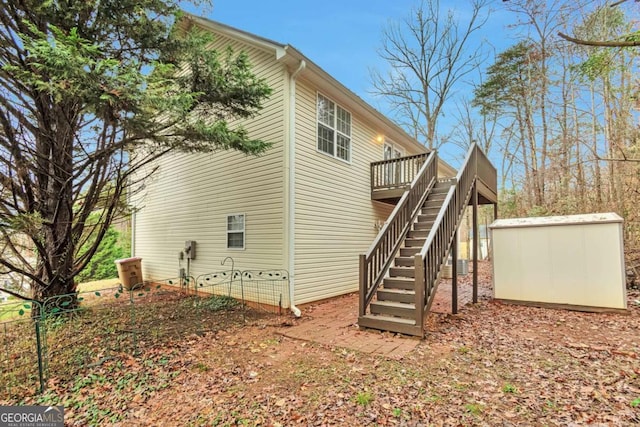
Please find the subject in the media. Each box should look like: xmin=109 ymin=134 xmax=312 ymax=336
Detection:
xmin=490 ymin=213 xmax=623 ymax=230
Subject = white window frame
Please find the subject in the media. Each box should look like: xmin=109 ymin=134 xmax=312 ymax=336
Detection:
xmin=383 ymin=140 xmax=404 ymax=160
xmin=316 ymin=92 xmax=352 ymax=163
xmin=226 ymin=213 xmax=245 ymax=250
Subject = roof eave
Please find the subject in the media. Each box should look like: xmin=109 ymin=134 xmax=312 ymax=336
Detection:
xmin=183 ymin=14 xmax=428 ymax=155
xmin=279 ymin=46 xmax=428 ymax=155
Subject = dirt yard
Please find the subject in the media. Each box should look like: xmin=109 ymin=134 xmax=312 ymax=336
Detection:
xmin=14 ymin=263 xmax=640 ymax=425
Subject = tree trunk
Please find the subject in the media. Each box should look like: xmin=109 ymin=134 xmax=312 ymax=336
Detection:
xmin=590 ymin=83 xmax=603 ymax=207
xmin=31 ymin=100 xmax=79 ymax=315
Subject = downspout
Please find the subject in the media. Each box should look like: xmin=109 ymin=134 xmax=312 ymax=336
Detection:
xmin=130 ymin=211 xmax=136 ymax=257
xmin=129 ymin=185 xmax=136 ymax=257
xmin=288 ymin=59 xmax=306 ymax=317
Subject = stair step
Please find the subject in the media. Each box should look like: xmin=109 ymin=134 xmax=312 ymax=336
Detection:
xmin=383 ymin=277 xmax=415 ymax=290
xmin=432 ymin=187 xmax=452 ymax=194
xmin=414 ymin=221 xmax=434 ymax=230
xmin=395 ymin=256 xmax=414 ymax=267
xmin=423 ymin=200 xmax=444 ymax=208
xmin=417 ymin=214 xmax=436 ymax=223
xmin=358 ymin=314 xmax=423 ymax=336
xmin=370 ymin=300 xmax=416 ymax=318
xmin=389 ymin=266 xmax=415 ymax=278
xmin=400 ymin=247 xmax=420 ymax=257
xmin=405 ymin=237 xmax=426 ymax=247
xmin=422 ymin=206 xmax=441 ymax=214
xmin=438 ymin=178 xmax=456 ymax=184
xmin=408 ymin=229 xmax=429 ymax=238
xmin=433 ymin=185 xmax=451 ymax=192
xmin=377 ymin=288 xmax=415 ymax=304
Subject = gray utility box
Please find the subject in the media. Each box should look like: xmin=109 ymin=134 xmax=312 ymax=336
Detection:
xmin=442 ymin=259 xmax=469 ymax=279
xmin=184 ymin=241 xmax=196 ymax=259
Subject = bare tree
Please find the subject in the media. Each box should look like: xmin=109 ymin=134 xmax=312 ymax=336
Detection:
xmin=370 ymin=0 xmax=491 ymax=149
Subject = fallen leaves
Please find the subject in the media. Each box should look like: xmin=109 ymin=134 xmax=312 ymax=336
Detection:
xmin=6 ymin=262 xmax=640 ymax=425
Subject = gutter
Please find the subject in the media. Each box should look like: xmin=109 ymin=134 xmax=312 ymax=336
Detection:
xmin=287 ymin=59 xmax=306 ymax=317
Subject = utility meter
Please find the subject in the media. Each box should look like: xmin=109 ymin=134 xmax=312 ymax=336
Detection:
xmin=184 ymin=241 xmax=196 ymax=260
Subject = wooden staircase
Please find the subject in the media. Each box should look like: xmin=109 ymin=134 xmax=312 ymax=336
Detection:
xmin=359 ymin=180 xmax=454 ymax=335
xmin=359 ymin=143 xmax=497 ymax=337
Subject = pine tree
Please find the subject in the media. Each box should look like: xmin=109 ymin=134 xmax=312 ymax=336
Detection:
xmin=0 ymin=1 xmax=272 ymax=308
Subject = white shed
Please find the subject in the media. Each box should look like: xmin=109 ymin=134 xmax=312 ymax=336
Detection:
xmin=490 ymin=213 xmax=627 ymax=312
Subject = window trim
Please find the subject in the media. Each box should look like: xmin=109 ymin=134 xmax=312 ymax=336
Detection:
xmin=383 ymin=139 xmax=404 ymax=160
xmin=226 ymin=213 xmax=245 ymax=250
xmin=316 ymin=92 xmax=352 ymax=164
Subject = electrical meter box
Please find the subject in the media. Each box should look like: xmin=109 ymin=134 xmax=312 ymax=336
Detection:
xmin=184 ymin=241 xmax=196 ymax=259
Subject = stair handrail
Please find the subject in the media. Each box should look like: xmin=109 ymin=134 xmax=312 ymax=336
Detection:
xmin=413 ymin=144 xmax=481 ymax=328
xmin=359 ymin=150 xmax=438 ymax=316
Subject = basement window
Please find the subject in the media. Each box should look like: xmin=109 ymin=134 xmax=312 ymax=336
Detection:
xmin=317 ymin=93 xmax=351 ymax=162
xmin=227 ymin=214 xmax=245 ymax=250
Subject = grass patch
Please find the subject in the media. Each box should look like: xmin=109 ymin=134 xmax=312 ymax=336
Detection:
xmin=196 ymin=295 xmax=239 ymax=312
xmin=0 ymin=301 xmax=32 ymax=321
xmin=502 ymin=383 xmax=518 ymax=394
xmin=1 ymin=285 xmax=250 ymax=402
xmin=464 ymin=402 xmax=484 ymax=416
xmin=355 ymin=391 xmax=374 ymax=406
xmin=77 ymin=278 xmax=120 ymax=292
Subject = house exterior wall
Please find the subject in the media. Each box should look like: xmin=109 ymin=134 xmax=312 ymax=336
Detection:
xmin=132 ymin=30 xmax=288 ymax=282
xmin=292 ymin=79 xmax=424 ymax=304
xmin=133 ymin=17 xmax=453 ymax=308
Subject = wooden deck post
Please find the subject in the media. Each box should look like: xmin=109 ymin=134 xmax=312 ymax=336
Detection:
xmin=472 ymin=182 xmax=478 ymax=304
xmin=359 ymin=254 xmax=366 ymax=317
xmin=414 ymin=254 xmax=425 ymax=335
xmin=452 ymin=230 xmax=458 ymax=314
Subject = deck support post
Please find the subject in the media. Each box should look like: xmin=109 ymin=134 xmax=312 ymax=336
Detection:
xmin=414 ymin=255 xmax=425 ymax=335
xmin=359 ymin=254 xmax=366 ymax=317
xmin=472 ymin=181 xmax=478 ymax=304
xmin=452 ymin=230 xmax=458 ymax=314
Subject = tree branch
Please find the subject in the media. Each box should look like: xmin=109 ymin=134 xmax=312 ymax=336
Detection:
xmin=558 ymin=31 xmax=640 ymax=47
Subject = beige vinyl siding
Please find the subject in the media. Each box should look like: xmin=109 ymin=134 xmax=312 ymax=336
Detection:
xmin=133 ymin=30 xmax=288 ymax=286
xmin=293 ymin=82 xmax=424 ymax=304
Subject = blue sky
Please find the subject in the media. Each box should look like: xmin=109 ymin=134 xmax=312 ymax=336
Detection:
xmin=183 ymin=1 xmax=514 ymax=103
xmin=183 ymin=1 xmax=422 ymax=105
xmin=181 ymin=0 xmax=516 ymax=163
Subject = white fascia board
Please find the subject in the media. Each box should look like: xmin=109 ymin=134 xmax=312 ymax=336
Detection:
xmin=184 ymin=14 xmax=285 ymax=55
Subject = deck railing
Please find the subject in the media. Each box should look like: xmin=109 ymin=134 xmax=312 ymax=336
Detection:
xmin=370 ymin=153 xmax=430 ymax=191
xmin=359 ymin=151 xmax=438 ymax=316
xmin=476 ymin=147 xmax=498 ymax=200
xmin=413 ymin=144 xmax=486 ymax=327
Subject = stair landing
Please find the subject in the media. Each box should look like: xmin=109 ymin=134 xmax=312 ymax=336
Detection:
xmin=278 ymin=279 xmax=479 ymax=356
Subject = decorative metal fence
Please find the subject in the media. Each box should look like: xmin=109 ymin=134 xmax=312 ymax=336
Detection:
xmin=0 ymin=300 xmax=45 ymax=399
xmin=0 ymin=269 xmax=290 ymax=401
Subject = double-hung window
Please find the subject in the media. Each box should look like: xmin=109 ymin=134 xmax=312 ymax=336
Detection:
xmin=227 ymin=214 xmax=245 ymax=249
xmin=317 ymin=93 xmax=351 ymax=162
